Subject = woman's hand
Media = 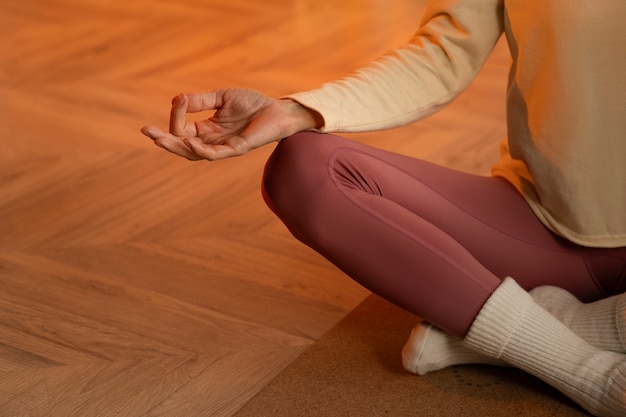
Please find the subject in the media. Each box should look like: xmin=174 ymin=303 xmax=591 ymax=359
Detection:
xmin=140 ymin=88 xmax=322 ymax=161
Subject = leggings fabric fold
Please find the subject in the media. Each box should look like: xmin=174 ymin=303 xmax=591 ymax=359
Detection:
xmin=262 ymin=132 xmax=626 ymax=337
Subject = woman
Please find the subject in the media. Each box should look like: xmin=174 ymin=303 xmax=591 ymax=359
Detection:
xmin=141 ymin=1 xmax=626 ymax=415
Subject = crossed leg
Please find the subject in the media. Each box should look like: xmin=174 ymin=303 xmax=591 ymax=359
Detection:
xmin=262 ymin=132 xmax=626 ymax=337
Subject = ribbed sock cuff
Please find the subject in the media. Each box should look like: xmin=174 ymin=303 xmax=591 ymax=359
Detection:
xmin=463 ymin=277 xmax=533 ymax=359
xmin=462 ymin=278 xmax=626 ymax=417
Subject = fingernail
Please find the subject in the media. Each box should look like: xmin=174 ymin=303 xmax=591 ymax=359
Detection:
xmin=173 ymin=94 xmax=187 ymax=106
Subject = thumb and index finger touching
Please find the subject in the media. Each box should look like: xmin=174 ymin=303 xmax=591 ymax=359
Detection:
xmin=141 ymin=90 xmax=243 ymax=160
xmin=168 ymin=91 xmax=221 ymax=137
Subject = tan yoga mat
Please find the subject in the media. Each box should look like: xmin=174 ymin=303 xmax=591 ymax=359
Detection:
xmin=235 ymin=294 xmax=590 ymax=417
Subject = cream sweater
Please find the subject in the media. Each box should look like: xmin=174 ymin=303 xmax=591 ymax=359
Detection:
xmin=288 ymin=0 xmax=626 ymax=248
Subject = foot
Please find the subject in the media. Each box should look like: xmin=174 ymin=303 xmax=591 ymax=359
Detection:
xmin=530 ymin=286 xmax=625 ymax=353
xmin=402 ymin=321 xmax=507 ymax=375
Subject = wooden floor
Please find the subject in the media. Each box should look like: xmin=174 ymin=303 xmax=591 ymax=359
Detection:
xmin=0 ymin=1 xmax=510 ymax=416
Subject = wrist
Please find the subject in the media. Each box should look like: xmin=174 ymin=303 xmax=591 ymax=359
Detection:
xmin=279 ymin=98 xmax=324 ymax=135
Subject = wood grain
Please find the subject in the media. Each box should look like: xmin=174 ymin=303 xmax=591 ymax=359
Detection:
xmin=0 ymin=0 xmax=509 ymax=415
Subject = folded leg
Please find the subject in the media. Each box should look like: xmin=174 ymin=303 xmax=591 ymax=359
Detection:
xmin=262 ymin=132 xmax=626 ymax=337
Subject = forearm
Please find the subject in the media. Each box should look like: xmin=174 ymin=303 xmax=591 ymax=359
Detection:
xmin=286 ymin=0 xmax=504 ymax=133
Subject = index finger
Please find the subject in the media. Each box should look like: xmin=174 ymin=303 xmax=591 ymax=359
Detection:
xmin=169 ymin=94 xmax=197 ymax=137
xmin=184 ymin=90 xmax=224 ymax=113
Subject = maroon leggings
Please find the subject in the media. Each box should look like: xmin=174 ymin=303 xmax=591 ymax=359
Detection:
xmin=261 ymin=132 xmax=626 ymax=337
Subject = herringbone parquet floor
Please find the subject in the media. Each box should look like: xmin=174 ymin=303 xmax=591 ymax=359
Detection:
xmin=0 ymin=0 xmax=509 ymax=415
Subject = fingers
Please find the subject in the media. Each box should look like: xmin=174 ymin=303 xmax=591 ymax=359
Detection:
xmin=140 ymin=125 xmax=203 ymax=161
xmin=184 ymin=136 xmax=249 ymax=161
xmin=142 ymin=125 xmax=253 ymax=161
xmin=169 ymin=94 xmax=197 ymax=137
xmin=142 ymin=90 xmax=244 ymax=161
xmin=169 ymin=91 xmax=226 ymax=137
xmin=140 ymin=125 xmax=166 ymax=140
xmin=184 ymin=91 xmax=223 ymax=113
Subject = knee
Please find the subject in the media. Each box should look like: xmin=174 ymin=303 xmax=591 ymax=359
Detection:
xmin=262 ymin=132 xmax=339 ymax=230
xmin=263 ymin=132 xmax=329 ymax=206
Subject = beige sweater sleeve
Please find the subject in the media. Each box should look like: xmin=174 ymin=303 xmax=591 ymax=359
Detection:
xmin=286 ymin=0 xmax=626 ymax=247
xmin=287 ymin=0 xmax=504 ymax=133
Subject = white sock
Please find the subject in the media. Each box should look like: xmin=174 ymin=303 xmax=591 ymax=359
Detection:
xmin=464 ymin=277 xmax=626 ymax=417
xmin=401 ymin=321 xmax=507 ymax=375
xmin=401 ymin=287 xmax=626 ymax=375
xmin=530 ymin=285 xmax=626 ymax=353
